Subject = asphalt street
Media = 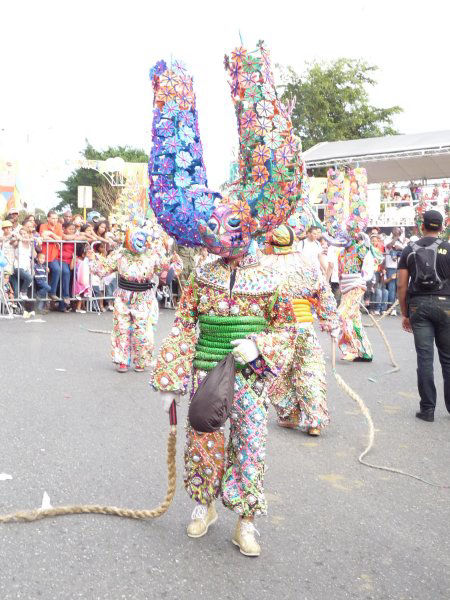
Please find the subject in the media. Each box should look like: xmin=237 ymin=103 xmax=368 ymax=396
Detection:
xmin=0 ymin=309 xmax=449 ymax=600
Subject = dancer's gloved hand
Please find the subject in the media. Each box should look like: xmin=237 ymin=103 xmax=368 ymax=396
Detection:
xmin=230 ymin=339 xmax=259 ymax=365
xmin=159 ymin=391 xmax=181 ymax=413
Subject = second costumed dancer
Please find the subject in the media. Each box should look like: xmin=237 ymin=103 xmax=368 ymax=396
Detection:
xmin=88 ymin=183 xmax=181 ymax=372
xmin=261 ymin=223 xmax=340 ymax=435
xmin=149 ymin=42 xmax=310 ymax=556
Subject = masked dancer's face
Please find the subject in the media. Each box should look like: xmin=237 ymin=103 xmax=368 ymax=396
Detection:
xmin=199 ymin=203 xmax=251 ymax=259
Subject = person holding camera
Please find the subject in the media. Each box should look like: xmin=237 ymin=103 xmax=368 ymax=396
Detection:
xmin=384 ymin=227 xmax=405 ymax=315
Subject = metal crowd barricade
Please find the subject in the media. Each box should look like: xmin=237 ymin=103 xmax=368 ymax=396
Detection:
xmin=0 ymin=237 xmax=118 ymax=315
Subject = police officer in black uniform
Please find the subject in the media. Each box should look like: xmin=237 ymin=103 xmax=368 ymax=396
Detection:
xmin=397 ymin=210 xmax=450 ymax=422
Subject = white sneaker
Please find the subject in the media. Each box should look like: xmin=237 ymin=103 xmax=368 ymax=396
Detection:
xmin=75 ymin=309 xmax=86 ymax=314
xmin=232 ymin=519 xmax=261 ymax=557
xmin=390 ymin=309 xmax=397 ymax=316
xmin=186 ymin=503 xmax=218 ymax=538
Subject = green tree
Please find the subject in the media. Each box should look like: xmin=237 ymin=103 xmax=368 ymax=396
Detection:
xmin=54 ymin=142 xmax=148 ymax=213
xmin=280 ymin=58 xmax=402 ymax=151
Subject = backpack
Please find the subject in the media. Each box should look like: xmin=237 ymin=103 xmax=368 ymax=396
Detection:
xmin=407 ymin=239 xmax=443 ymax=292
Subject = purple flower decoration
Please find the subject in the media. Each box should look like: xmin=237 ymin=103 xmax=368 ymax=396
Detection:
xmin=176 ymin=151 xmax=193 ymax=169
xmin=178 ymin=110 xmax=194 ymax=127
xmin=172 ymin=59 xmax=187 ymax=75
xmin=196 ymin=193 xmax=214 ymax=214
xmin=162 ymin=100 xmax=179 ymax=119
xmin=190 ymin=141 xmax=203 ymax=160
xmin=179 ymin=126 xmax=195 ymax=145
xmin=149 ymin=60 xmax=167 ymax=80
xmin=153 ymin=176 xmax=170 ymax=194
xmin=174 ymin=170 xmax=192 ymax=188
xmin=194 ymin=166 xmax=207 ymax=185
xmin=152 ymin=108 xmax=162 ymax=125
xmin=157 ymin=156 xmax=174 ymax=175
xmin=156 ymin=120 xmax=175 ymax=138
xmin=163 ymin=135 xmax=182 ymax=154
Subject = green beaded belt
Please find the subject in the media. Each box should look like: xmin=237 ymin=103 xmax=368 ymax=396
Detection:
xmin=193 ymin=315 xmax=268 ymax=371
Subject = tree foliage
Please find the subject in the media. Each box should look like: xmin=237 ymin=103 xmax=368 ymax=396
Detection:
xmin=280 ymin=58 xmax=402 ymax=151
xmin=54 ymin=142 xmax=148 ymax=213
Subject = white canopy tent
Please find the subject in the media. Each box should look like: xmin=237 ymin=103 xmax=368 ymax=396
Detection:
xmin=303 ymin=130 xmax=450 ymax=183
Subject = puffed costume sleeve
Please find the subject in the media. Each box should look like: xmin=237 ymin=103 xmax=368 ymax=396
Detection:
xmin=152 ymin=275 xmax=199 ymax=394
xmin=247 ymin=289 xmax=297 ymax=379
xmin=314 ymin=270 xmax=340 ymax=331
xmin=89 ymin=248 xmax=120 ymax=277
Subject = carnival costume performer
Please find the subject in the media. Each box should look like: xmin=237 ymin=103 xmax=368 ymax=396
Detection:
xmin=149 ymin=43 xmax=307 ymax=557
xmin=325 ymin=167 xmax=381 ymax=362
xmin=89 ymin=182 xmax=181 ymax=373
xmin=261 ymin=224 xmax=339 ymax=435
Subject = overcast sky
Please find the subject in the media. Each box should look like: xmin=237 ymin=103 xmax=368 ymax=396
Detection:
xmin=1 ymin=0 xmax=449 ymax=211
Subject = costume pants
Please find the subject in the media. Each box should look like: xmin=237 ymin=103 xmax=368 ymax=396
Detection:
xmin=338 ymin=287 xmax=373 ymax=359
xmin=111 ymin=294 xmax=155 ymax=368
xmin=275 ymin=326 xmax=329 ymax=430
xmin=185 ymin=368 xmax=269 ymax=517
xmin=409 ymin=295 xmax=450 ymax=413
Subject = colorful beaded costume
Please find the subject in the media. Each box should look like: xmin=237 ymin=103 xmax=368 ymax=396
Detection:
xmin=150 ymin=42 xmax=305 ymax=517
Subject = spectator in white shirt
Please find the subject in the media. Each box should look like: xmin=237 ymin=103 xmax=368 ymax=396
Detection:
xmin=297 ymin=226 xmax=323 ymax=270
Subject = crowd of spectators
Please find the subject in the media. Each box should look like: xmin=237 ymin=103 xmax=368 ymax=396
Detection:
xmin=0 ymin=205 xmax=425 ymax=319
xmin=0 ymin=207 xmax=121 ymax=315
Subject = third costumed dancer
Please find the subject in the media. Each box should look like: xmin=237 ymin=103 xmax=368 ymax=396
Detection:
xmin=325 ymin=167 xmax=382 ymax=362
xmin=149 ymin=42 xmax=310 ymax=556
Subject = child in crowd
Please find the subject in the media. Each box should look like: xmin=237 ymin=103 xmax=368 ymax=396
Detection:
xmin=73 ymin=243 xmax=90 ymax=314
xmin=3 ymin=272 xmax=14 ymax=302
xmin=80 ymin=223 xmax=98 ymax=243
xmin=34 ymin=252 xmax=51 ymax=313
xmin=91 ymin=242 xmax=107 ymax=312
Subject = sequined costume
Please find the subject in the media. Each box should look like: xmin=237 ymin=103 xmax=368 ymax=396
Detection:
xmin=261 ymin=234 xmax=339 ymax=432
xmin=90 ymin=245 xmax=174 ymax=369
xmin=325 ymin=167 xmax=381 ymax=361
xmin=153 ymin=253 xmax=296 ymax=514
xmin=337 ymin=240 xmax=373 ymax=360
xmin=149 ymin=41 xmax=308 ymax=552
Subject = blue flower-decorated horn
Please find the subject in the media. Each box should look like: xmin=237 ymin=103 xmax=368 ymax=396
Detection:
xmin=148 ymin=59 xmax=221 ymax=247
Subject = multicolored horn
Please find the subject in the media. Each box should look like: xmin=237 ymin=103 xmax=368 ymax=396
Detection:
xmin=224 ymin=41 xmax=304 ymax=234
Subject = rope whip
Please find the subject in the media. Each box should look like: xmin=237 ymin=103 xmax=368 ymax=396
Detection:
xmin=0 ymin=403 xmax=178 ymax=524
xmin=331 ymin=341 xmax=448 ymax=489
xmin=364 ymin=300 xmax=399 ymax=326
xmin=359 ymin=303 xmax=400 ymax=374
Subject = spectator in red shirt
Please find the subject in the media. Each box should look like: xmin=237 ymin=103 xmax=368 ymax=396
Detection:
xmin=60 ymin=222 xmax=78 ymax=307
xmin=39 ymin=210 xmax=64 ymax=300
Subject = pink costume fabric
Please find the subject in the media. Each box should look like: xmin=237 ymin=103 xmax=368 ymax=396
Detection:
xmin=91 ymin=247 xmax=173 ymax=369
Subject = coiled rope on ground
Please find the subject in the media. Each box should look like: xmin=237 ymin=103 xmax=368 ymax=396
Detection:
xmin=331 ymin=341 xmax=448 ymax=489
xmin=0 ymin=426 xmax=177 ymax=523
